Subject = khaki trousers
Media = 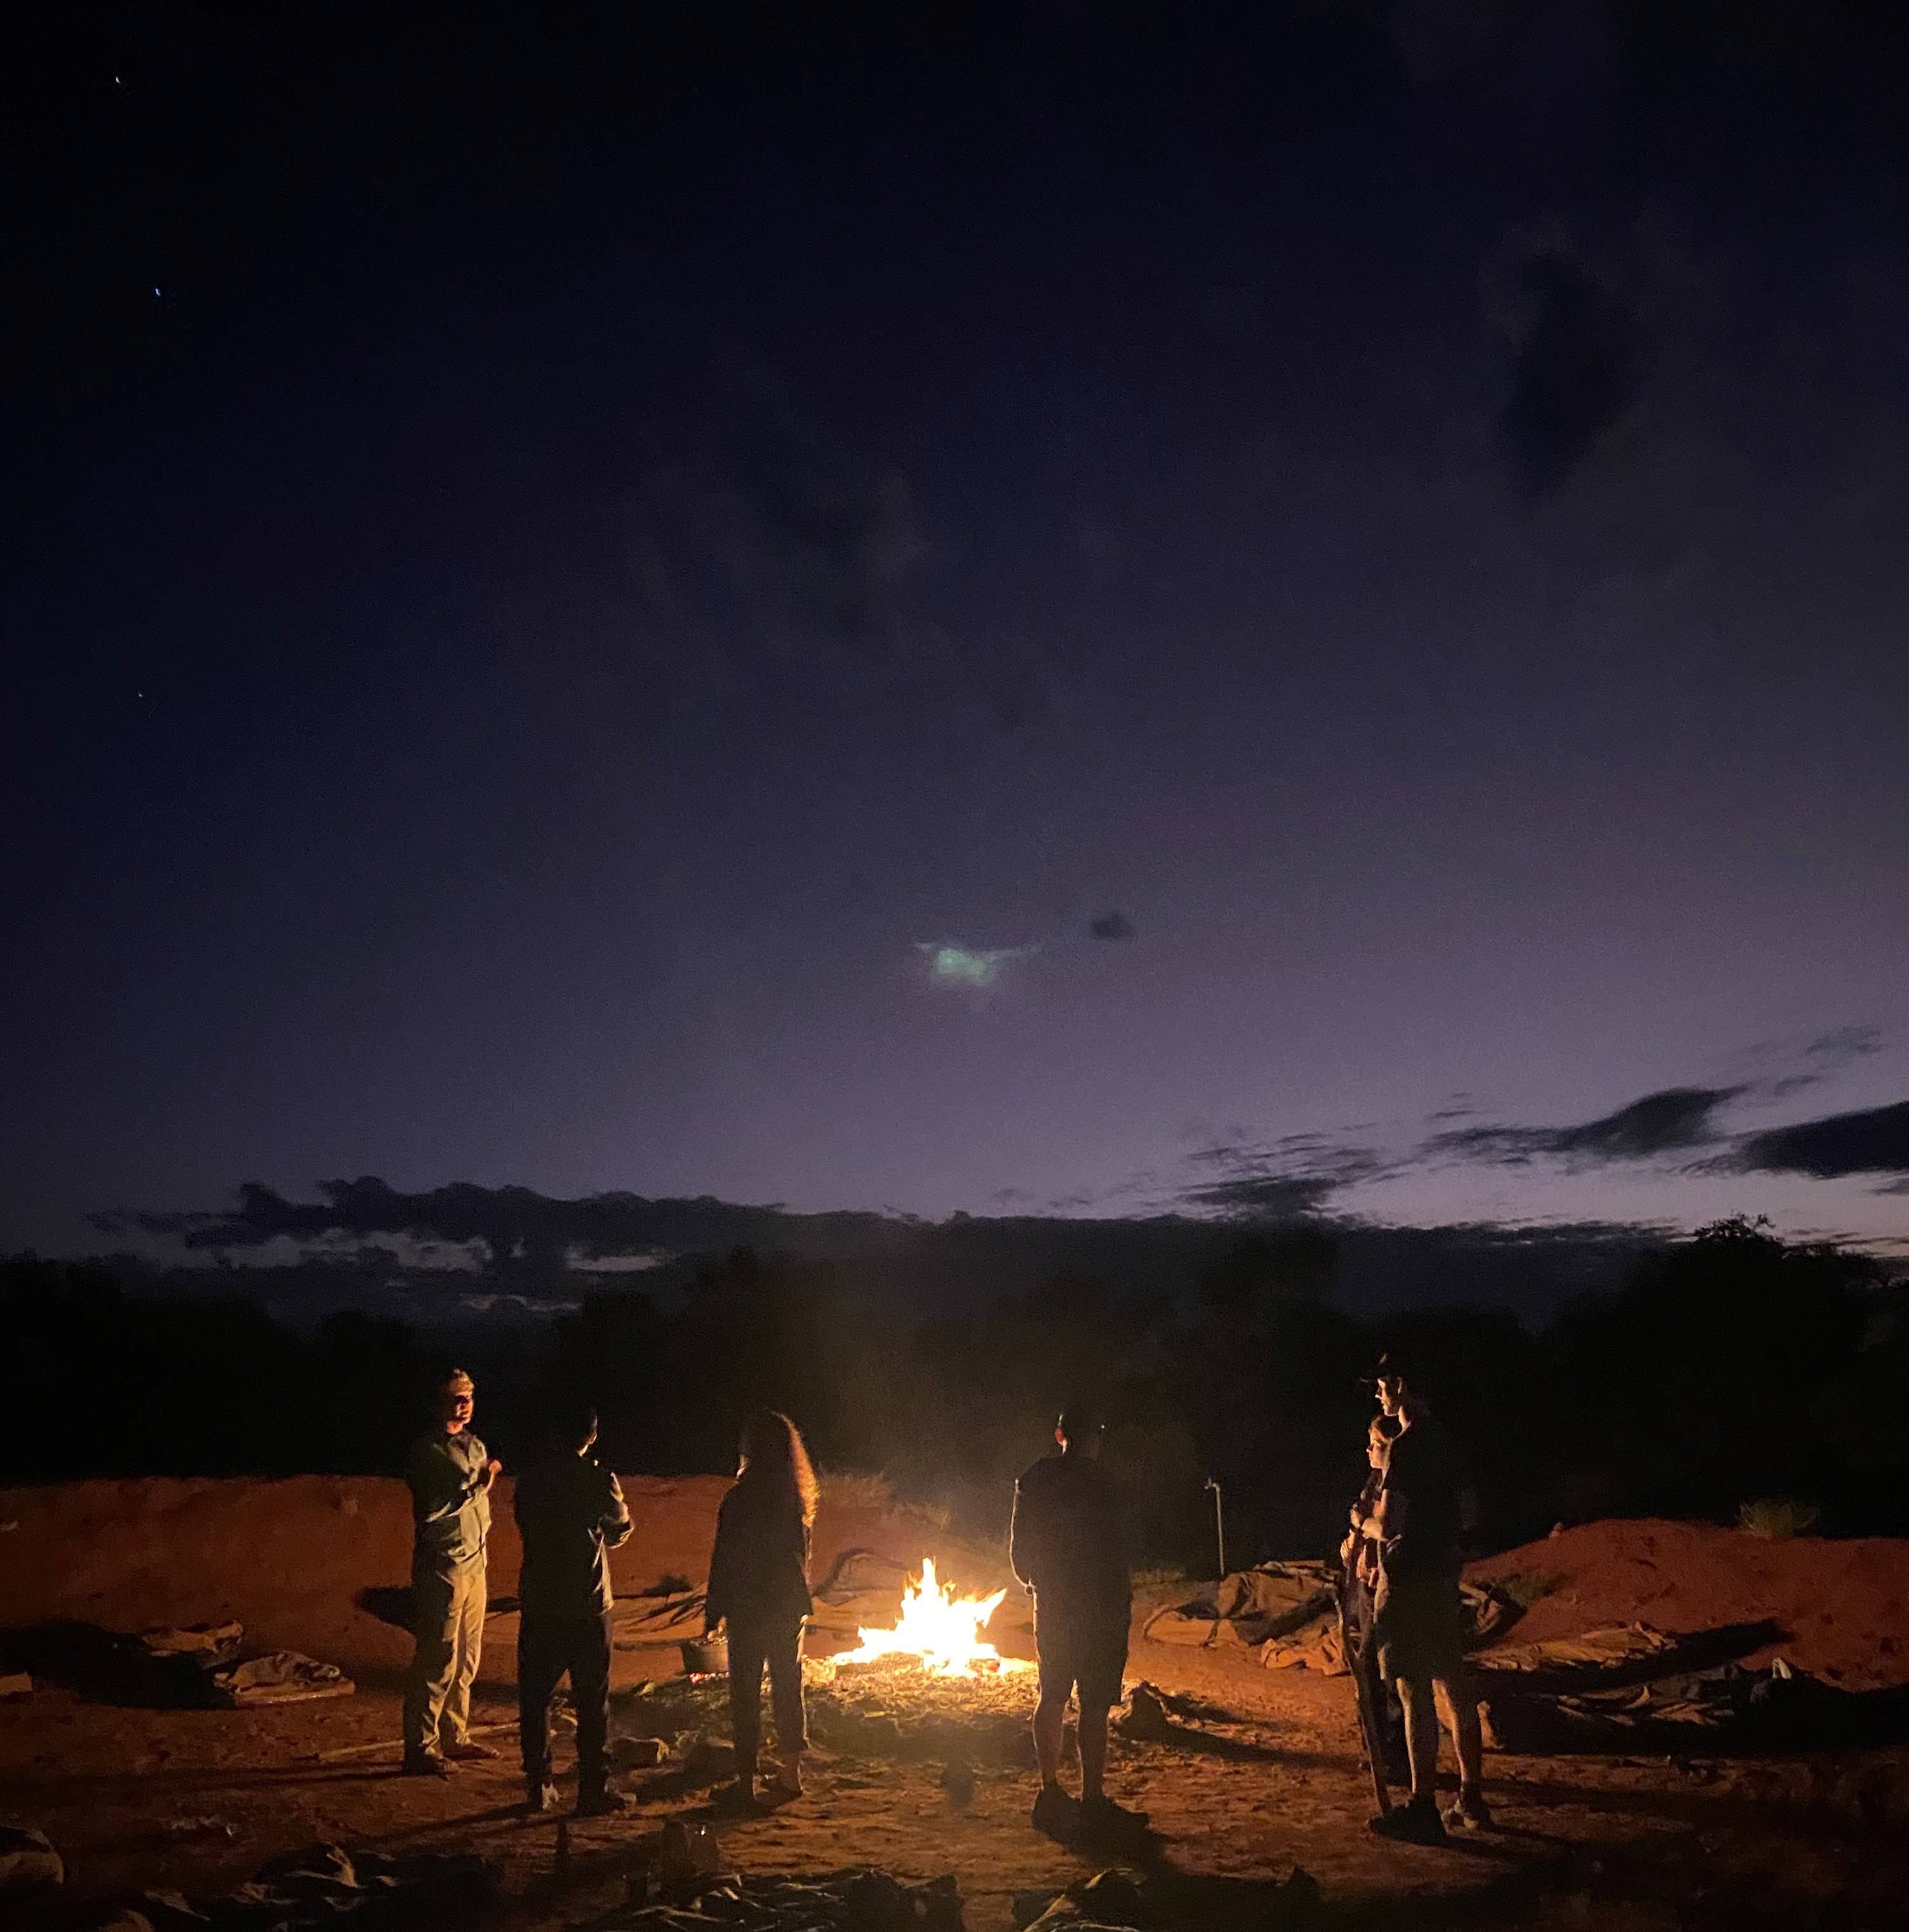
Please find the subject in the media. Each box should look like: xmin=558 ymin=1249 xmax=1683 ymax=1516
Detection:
xmin=403 ymin=1560 xmax=486 ymax=1754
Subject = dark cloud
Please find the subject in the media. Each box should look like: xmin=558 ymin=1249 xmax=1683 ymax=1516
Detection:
xmin=1498 ymin=247 xmax=1634 ymax=497
xmin=1089 ymin=910 xmax=1137 ymax=941
xmin=88 ymin=1177 xmax=904 ymax=1270
xmin=1178 ymin=1136 xmax=1385 ymax=1219
xmin=1428 ymin=1086 xmax=1741 ymax=1166
xmin=1806 ymin=1026 xmax=1885 ymax=1065
xmin=1768 ymin=1026 xmax=1887 ymax=1097
xmin=1177 ymin=1173 xmax=1346 ymax=1218
xmin=88 ymin=1180 xmax=1674 ymax=1324
xmin=1730 ymin=1100 xmax=1909 ymax=1181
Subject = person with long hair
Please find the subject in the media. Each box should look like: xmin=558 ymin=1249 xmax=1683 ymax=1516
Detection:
xmin=704 ymin=1409 xmax=819 ymax=1809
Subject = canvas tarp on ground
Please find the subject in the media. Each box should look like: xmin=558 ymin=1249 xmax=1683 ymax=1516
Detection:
xmin=1146 ymin=1564 xmax=1517 ymax=1674
xmin=1472 ymin=1620 xmax=1909 ymax=1752
xmin=1142 ymin=1561 xmax=1340 ymax=1651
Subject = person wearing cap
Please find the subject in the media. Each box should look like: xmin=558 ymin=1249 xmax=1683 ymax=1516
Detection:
xmin=513 ymin=1399 xmax=633 ymax=1815
xmin=401 ymin=1367 xmax=503 ymax=1777
xmin=1008 ymin=1405 xmax=1144 ymax=1844
xmin=1368 ymin=1354 xmax=1490 ymax=1841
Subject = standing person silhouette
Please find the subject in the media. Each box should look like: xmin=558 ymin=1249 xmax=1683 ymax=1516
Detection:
xmin=402 ymin=1368 xmax=501 ymax=1777
xmin=1009 ymin=1404 xmax=1144 ymax=1844
xmin=704 ymin=1410 xmax=816 ymax=1811
xmin=1340 ymin=1412 xmax=1403 ymax=1808
xmin=1368 ymin=1353 xmax=1490 ymax=1841
xmin=514 ymin=1400 xmax=633 ymax=1815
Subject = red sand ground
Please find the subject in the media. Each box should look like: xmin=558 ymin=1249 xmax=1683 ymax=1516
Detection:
xmin=0 ymin=1473 xmax=977 ymax=1683
xmin=1469 ymin=1518 xmax=1909 ymax=1690
xmin=4 ymin=1480 xmax=1908 ymax=1932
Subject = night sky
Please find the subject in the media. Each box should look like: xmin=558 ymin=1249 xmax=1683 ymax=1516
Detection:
xmin=5 ymin=4 xmax=1907 ymax=1264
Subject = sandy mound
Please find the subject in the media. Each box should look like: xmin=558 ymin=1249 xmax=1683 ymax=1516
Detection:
xmin=1469 ymin=1517 xmax=1909 ymax=1690
xmin=0 ymin=1473 xmax=1000 ymax=1679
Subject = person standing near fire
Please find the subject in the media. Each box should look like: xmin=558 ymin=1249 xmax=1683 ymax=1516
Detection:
xmin=704 ymin=1409 xmax=817 ymax=1810
xmin=1368 ymin=1352 xmax=1490 ymax=1841
xmin=402 ymin=1367 xmax=502 ymax=1777
xmin=514 ymin=1399 xmax=633 ymax=1815
xmin=1008 ymin=1404 xmax=1146 ymax=1844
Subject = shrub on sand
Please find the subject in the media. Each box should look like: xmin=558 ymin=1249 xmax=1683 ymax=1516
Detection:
xmin=819 ymin=1468 xmax=894 ymax=1511
xmin=1493 ymin=1569 xmax=1567 ymax=1608
xmin=1737 ymin=1497 xmax=1819 ymax=1541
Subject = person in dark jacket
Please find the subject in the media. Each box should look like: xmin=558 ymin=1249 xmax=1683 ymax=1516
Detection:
xmin=513 ymin=1400 xmax=633 ymax=1815
xmin=704 ymin=1409 xmax=817 ymax=1810
xmin=1368 ymin=1353 xmax=1489 ymax=1843
xmin=1008 ymin=1405 xmax=1142 ymax=1843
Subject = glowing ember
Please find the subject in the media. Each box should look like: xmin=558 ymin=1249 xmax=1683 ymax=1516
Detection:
xmin=829 ymin=1557 xmax=1034 ymax=1678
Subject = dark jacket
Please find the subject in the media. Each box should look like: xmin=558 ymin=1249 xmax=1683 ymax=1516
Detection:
xmin=1378 ymin=1412 xmax=1471 ymax=1587
xmin=513 ymin=1448 xmax=631 ymax=1619
xmin=706 ymin=1478 xmax=812 ymax=1631
xmin=1008 ymin=1452 xmax=1130 ymax=1619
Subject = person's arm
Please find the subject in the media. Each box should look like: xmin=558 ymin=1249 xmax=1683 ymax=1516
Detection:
xmin=600 ymin=1468 xmax=633 ymax=1551
xmin=704 ymin=1498 xmax=734 ymax=1633
xmin=1007 ymin=1476 xmax=1041 ymax=1592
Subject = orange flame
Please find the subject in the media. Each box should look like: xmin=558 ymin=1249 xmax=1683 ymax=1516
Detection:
xmin=829 ymin=1557 xmax=1033 ymax=1678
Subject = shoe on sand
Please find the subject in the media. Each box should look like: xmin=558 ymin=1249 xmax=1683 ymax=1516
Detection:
xmin=1080 ymin=1794 xmax=1150 ymax=1843
xmin=1370 ymin=1799 xmax=1448 ymax=1844
xmin=442 ymin=1737 xmax=501 ymax=1761
xmin=575 ymin=1785 xmax=635 ymax=1817
xmin=1031 ymin=1784 xmax=1080 ymax=1839
xmin=402 ymin=1749 xmax=456 ymax=1778
xmin=1443 ymin=1789 xmax=1494 ymax=1832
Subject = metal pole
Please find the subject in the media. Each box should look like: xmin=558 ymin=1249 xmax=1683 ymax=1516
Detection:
xmin=1204 ymin=1476 xmax=1226 ymax=1579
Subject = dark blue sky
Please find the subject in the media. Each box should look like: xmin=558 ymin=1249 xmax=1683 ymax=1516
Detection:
xmin=4 ymin=3 xmax=1906 ymax=1261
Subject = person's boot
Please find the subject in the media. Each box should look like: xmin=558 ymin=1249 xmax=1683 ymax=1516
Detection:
xmin=720 ymin=1755 xmax=760 ymax=1814
xmin=1031 ymin=1782 xmax=1078 ymax=1839
xmin=1080 ymin=1792 xmax=1150 ymax=1844
xmin=401 ymin=1747 xmax=456 ymax=1778
xmin=1369 ymin=1796 xmax=1448 ymax=1844
xmin=769 ymin=1750 xmax=805 ymax=1798
xmin=575 ymin=1779 xmax=633 ymax=1817
xmin=1443 ymin=1786 xmax=1493 ymax=1832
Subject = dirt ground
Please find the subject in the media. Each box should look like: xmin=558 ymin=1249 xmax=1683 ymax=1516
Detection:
xmin=4 ymin=1478 xmax=1908 ymax=1931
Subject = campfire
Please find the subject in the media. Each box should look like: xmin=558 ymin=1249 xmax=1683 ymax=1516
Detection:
xmin=829 ymin=1558 xmax=1033 ymax=1679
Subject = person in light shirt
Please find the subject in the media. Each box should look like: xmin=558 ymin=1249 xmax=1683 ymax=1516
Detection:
xmin=401 ymin=1367 xmax=501 ymax=1777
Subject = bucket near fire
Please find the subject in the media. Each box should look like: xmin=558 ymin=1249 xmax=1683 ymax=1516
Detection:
xmin=680 ymin=1636 xmax=728 ymax=1676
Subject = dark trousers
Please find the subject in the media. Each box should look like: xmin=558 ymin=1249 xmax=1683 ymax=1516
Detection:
xmin=727 ymin=1615 xmax=807 ymax=1774
xmin=518 ymin=1610 xmax=612 ymax=1790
